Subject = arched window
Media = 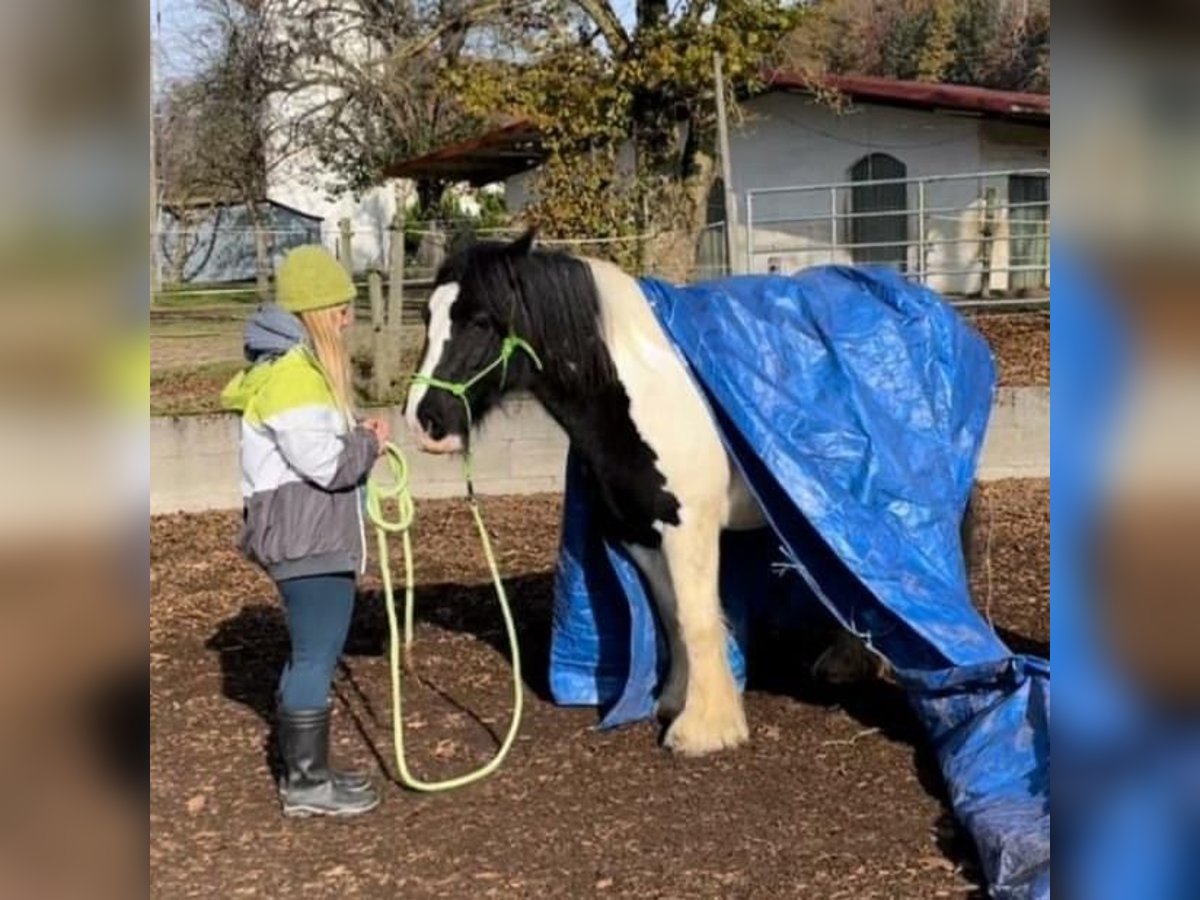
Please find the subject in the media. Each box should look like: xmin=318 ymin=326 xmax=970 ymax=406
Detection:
xmin=849 ymin=153 xmax=908 ymax=269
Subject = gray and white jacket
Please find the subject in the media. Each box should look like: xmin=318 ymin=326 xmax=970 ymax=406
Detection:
xmin=221 ymin=304 xmax=378 ymax=581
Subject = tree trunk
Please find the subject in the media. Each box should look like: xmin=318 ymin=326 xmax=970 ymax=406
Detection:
xmin=415 ymin=178 xmax=447 ymax=217
xmin=163 ymin=206 xmax=209 ymax=287
xmin=637 ymin=0 xmax=669 ymax=29
xmin=167 ymin=216 xmax=192 ymax=286
xmin=643 ymin=152 xmax=716 ymax=282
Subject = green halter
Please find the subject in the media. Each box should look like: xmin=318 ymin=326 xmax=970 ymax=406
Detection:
xmin=408 ymin=331 xmax=544 ymax=489
xmin=410 ymin=332 xmax=542 ymax=399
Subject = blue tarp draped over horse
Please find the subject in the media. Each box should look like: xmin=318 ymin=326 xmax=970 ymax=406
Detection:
xmin=548 ymin=267 xmax=1050 ymax=900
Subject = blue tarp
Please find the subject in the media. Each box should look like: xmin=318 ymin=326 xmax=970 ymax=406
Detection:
xmin=548 ymin=267 xmax=1050 ymax=899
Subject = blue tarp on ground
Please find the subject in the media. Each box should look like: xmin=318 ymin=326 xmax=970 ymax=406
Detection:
xmin=548 ymin=267 xmax=1050 ymax=899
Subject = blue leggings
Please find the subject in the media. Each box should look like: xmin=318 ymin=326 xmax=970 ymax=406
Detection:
xmin=276 ymin=573 xmax=357 ymax=711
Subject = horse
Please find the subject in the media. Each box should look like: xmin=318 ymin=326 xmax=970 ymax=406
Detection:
xmin=403 ymin=230 xmax=887 ymax=756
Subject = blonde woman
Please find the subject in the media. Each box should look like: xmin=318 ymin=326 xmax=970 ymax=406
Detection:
xmin=222 ymin=245 xmax=389 ymax=817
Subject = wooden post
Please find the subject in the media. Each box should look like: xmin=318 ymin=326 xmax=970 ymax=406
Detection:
xmin=427 ymin=229 xmax=446 ymax=271
xmin=338 ymin=218 xmax=354 ymax=277
xmin=416 ymin=224 xmax=446 ymax=273
xmin=368 ymin=270 xmax=393 ymax=402
xmin=368 ymin=269 xmax=385 ymax=330
xmin=713 ymin=53 xmax=741 ymax=274
xmin=387 ymin=210 xmax=405 ymax=326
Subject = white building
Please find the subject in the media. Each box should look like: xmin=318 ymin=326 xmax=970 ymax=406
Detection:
xmin=260 ymin=4 xmax=488 ymax=275
xmin=265 ymin=117 xmax=488 ymax=275
xmin=260 ymin=5 xmax=409 ymax=274
xmin=389 ymin=74 xmax=1050 ymax=296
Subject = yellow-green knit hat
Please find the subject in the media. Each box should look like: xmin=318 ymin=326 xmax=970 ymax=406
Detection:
xmin=275 ymin=245 xmax=356 ymax=314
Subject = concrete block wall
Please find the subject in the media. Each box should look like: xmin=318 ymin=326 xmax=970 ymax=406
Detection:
xmin=151 ymin=414 xmax=243 ymax=514
xmin=150 ymin=397 xmax=569 ymax=515
xmin=150 ymin=388 xmax=1048 ymax=515
xmin=979 ymin=386 xmax=1049 ymax=480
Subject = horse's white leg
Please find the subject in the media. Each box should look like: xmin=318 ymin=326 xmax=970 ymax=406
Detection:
xmin=660 ymin=507 xmax=748 ymax=756
xmin=626 ymin=544 xmax=688 ymax=720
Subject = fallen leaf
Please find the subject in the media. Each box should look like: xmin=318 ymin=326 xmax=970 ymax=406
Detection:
xmin=917 ymin=856 xmax=955 ymax=872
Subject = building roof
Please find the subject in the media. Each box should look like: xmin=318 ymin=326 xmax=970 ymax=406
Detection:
xmin=384 ymin=120 xmax=545 ymax=186
xmin=765 ymin=71 xmax=1050 ymax=122
xmin=385 ymin=74 xmax=1048 ymax=183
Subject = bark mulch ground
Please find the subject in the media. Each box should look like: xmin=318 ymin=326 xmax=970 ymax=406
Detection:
xmin=966 ymin=312 xmax=1049 ymax=387
xmin=151 ymin=480 xmax=1047 ymax=899
xmin=149 ymin=310 xmax=1048 ymax=415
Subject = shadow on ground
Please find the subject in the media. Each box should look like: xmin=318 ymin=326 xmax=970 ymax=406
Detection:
xmin=204 ymin=574 xmax=557 ymax=780
xmin=205 ymin=571 xmax=1049 ymax=898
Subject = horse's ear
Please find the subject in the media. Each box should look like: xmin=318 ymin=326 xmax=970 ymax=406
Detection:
xmin=507 ymin=227 xmax=536 ymax=257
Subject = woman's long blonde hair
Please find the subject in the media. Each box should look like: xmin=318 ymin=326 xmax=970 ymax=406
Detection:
xmin=300 ymin=304 xmax=355 ymax=419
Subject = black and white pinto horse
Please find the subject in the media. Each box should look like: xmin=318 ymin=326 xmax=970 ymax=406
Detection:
xmin=405 ymin=230 xmax=877 ymax=756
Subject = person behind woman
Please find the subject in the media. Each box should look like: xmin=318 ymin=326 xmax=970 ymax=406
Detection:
xmin=222 ymin=245 xmax=390 ymax=817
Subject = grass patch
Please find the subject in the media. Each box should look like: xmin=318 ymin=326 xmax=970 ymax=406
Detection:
xmin=153 ymin=286 xmax=263 ymax=309
xmin=151 ymin=360 xmax=244 ymax=416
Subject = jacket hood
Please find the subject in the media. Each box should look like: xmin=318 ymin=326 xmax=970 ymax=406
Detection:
xmin=220 ymin=359 xmax=274 ymax=413
xmin=244 ymin=302 xmax=307 ymax=364
xmin=220 ymin=304 xmax=311 ymax=413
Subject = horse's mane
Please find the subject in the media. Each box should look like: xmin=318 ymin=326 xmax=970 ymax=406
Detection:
xmin=446 ymin=240 xmax=618 ymax=395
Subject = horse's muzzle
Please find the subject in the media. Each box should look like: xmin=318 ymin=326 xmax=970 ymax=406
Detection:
xmin=405 ymin=403 xmax=465 ymax=455
xmin=415 ymin=430 xmax=464 ymax=455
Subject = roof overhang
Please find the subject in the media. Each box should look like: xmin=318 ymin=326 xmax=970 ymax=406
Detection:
xmin=764 ymin=71 xmax=1049 ymax=124
xmin=383 ymin=120 xmax=545 ymax=185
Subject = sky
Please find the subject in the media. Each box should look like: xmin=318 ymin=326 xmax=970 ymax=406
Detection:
xmin=153 ymin=0 xmax=643 ymax=90
xmin=152 ymin=0 xmax=212 ymax=88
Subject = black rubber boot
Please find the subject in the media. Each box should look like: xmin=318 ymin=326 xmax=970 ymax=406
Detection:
xmin=274 ymin=697 xmax=372 ymax=794
xmin=277 ymin=707 xmax=379 ymax=818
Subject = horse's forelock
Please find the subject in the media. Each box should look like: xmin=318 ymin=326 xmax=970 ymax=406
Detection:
xmin=436 ymin=242 xmax=616 ymax=393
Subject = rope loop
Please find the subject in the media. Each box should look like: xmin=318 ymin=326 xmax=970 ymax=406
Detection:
xmin=363 ymin=332 xmax=541 ymax=792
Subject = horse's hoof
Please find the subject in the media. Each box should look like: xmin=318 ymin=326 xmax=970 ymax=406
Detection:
xmin=663 ymin=701 xmax=749 ymax=756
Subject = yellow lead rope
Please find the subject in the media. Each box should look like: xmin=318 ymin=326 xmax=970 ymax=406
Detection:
xmin=365 ymin=442 xmax=523 ymax=791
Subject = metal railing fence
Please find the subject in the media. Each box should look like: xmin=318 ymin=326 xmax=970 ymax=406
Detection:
xmin=745 ymin=168 xmax=1050 ymax=304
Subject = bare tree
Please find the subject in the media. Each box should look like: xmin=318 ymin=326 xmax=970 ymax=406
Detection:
xmin=271 ymin=0 xmax=538 ymax=214
xmin=155 ymin=0 xmax=292 ymax=295
xmin=155 ymin=81 xmax=224 ymax=285
xmin=205 ymin=0 xmax=288 ymax=297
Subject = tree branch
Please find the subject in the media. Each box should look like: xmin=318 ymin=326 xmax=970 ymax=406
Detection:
xmin=682 ymin=0 xmax=714 ymax=25
xmin=570 ymin=0 xmax=629 ymax=53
